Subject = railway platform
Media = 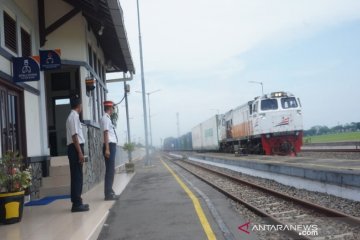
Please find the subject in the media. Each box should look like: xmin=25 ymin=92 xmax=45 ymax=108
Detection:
xmin=0 ymin=166 xmax=134 ymax=240
xmin=98 ymin=153 xmax=249 ymax=240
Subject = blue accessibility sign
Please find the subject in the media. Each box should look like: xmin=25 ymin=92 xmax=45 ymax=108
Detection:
xmin=40 ymin=49 xmax=61 ymax=70
xmin=13 ymin=56 xmax=40 ymax=82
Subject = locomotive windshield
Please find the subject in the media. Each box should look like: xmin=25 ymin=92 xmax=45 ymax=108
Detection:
xmin=261 ymin=99 xmax=278 ymax=111
xmin=281 ymin=97 xmax=298 ymax=109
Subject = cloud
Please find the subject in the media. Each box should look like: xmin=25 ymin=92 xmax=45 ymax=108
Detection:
xmin=122 ymin=0 xmax=360 ymax=72
xmin=110 ymin=0 xmax=360 ymax=146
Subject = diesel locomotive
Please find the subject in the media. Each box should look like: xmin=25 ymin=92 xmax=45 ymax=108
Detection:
xmin=164 ymin=91 xmax=303 ymax=156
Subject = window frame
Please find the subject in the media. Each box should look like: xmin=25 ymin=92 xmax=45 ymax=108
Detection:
xmin=260 ymin=99 xmax=279 ymax=111
xmin=253 ymin=101 xmax=258 ymax=113
xmin=20 ymin=26 xmax=31 ymax=57
xmin=88 ymin=44 xmax=93 ymax=67
xmin=0 ymin=83 xmax=25 ymax=156
xmin=93 ymin=51 xmax=97 ymax=75
xmin=3 ymin=10 xmax=18 ymax=54
xmin=280 ymin=97 xmax=298 ymax=109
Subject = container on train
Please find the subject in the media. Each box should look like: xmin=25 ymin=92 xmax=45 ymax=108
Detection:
xmin=178 ymin=132 xmax=192 ymax=151
xmin=192 ymin=115 xmax=222 ymax=151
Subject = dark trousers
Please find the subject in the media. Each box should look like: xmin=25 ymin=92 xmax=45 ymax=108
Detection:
xmin=68 ymin=143 xmax=84 ymax=206
xmin=103 ymin=143 xmax=116 ymax=197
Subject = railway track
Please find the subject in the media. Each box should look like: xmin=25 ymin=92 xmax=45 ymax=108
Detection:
xmin=166 ymin=155 xmax=360 ymax=239
xmin=300 ymin=149 xmax=360 ymax=153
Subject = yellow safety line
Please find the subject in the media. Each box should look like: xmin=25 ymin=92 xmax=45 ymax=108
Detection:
xmin=161 ymin=159 xmax=217 ymax=240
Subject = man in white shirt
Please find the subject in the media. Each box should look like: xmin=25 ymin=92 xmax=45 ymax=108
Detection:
xmin=101 ymin=101 xmax=120 ymax=201
xmin=66 ymin=94 xmax=89 ymax=212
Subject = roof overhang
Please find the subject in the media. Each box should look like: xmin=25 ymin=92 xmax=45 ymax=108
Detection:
xmin=63 ymin=0 xmax=135 ymax=74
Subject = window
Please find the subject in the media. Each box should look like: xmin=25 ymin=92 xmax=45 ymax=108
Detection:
xmin=55 ymin=99 xmax=70 ymax=105
xmin=93 ymin=52 xmax=97 ymax=74
xmin=97 ymin=59 xmax=101 ymax=78
xmin=0 ymin=88 xmax=22 ymax=154
xmin=261 ymin=99 xmax=278 ymax=111
xmin=100 ymin=64 xmax=103 ymax=81
xmin=102 ymin=65 xmax=106 ymax=82
xmin=3 ymin=11 xmax=17 ymax=53
xmin=88 ymin=44 xmax=93 ymax=67
xmin=21 ymin=28 xmax=31 ymax=57
xmin=100 ymin=86 xmax=104 ymax=114
xmin=253 ymin=101 xmax=258 ymax=113
xmin=91 ymin=81 xmax=102 ymax=123
xmin=96 ymin=82 xmax=101 ymax=121
xmin=92 ymin=90 xmax=97 ymax=122
xmin=281 ymin=97 xmax=298 ymax=109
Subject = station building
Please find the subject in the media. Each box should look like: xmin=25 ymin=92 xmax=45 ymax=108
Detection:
xmin=0 ymin=0 xmax=134 ymax=199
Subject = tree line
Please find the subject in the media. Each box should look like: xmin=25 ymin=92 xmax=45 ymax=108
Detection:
xmin=304 ymin=122 xmax=360 ymax=136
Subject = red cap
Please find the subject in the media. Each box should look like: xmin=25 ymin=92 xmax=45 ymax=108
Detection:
xmin=103 ymin=101 xmax=114 ymax=107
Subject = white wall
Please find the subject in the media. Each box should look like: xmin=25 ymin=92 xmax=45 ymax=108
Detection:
xmin=0 ymin=55 xmax=11 ymax=75
xmin=44 ymin=13 xmax=87 ymax=61
xmin=43 ymin=0 xmax=107 ymax=123
xmin=43 ymin=0 xmax=106 ymax=64
xmin=13 ymin=0 xmax=37 ymax=23
xmin=0 ymin=0 xmax=39 ymax=86
xmin=24 ymin=91 xmax=42 ymax=156
xmin=0 ymin=0 xmax=46 ymax=157
xmin=0 ymin=0 xmax=111 ymax=158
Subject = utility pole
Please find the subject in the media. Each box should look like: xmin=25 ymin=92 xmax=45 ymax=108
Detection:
xmin=136 ymin=89 xmax=161 ymax=148
xmin=249 ymin=81 xmax=264 ymax=95
xmin=124 ymin=82 xmax=132 ymax=162
xmin=136 ymin=0 xmax=150 ymax=166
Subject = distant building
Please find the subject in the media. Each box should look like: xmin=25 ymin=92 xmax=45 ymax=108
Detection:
xmin=0 ymin=0 xmax=134 ymax=198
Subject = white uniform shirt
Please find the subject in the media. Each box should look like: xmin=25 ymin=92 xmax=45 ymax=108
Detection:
xmin=66 ymin=110 xmax=85 ymax=145
xmin=101 ymin=113 xmax=118 ymax=143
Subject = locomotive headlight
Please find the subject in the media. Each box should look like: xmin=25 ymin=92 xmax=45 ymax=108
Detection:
xmin=266 ymin=134 xmax=271 ymax=138
xmin=271 ymin=92 xmax=287 ymax=98
xmin=295 ymin=131 xmax=299 ymax=136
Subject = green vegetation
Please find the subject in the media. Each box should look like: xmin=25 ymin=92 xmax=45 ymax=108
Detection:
xmin=303 ymin=131 xmax=360 ymax=144
xmin=122 ymin=142 xmax=135 ymax=152
xmin=303 ymin=122 xmax=360 ymax=143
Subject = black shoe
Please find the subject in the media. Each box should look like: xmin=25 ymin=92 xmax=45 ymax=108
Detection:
xmin=82 ymin=203 xmax=89 ymax=209
xmin=105 ymin=194 xmax=120 ymax=201
xmin=71 ymin=204 xmax=90 ymax=212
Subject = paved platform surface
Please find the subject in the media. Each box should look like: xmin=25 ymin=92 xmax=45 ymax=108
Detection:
xmin=98 ymin=154 xmax=250 ymax=240
xmin=0 ymin=169 xmax=134 ymax=240
xmin=191 ymin=153 xmax=360 ymax=188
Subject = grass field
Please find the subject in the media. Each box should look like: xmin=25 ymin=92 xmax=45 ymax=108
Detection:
xmin=303 ymin=131 xmax=360 ymax=144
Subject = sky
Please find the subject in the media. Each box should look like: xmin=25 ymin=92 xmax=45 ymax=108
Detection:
xmin=107 ymin=0 xmax=360 ymax=147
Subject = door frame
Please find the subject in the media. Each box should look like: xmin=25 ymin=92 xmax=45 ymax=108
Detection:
xmin=0 ymin=78 xmax=27 ymax=157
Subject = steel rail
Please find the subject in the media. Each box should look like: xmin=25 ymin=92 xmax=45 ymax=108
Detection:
xmin=168 ymin=157 xmax=307 ymax=240
xmin=180 ymin=157 xmax=360 ymax=225
xmin=165 ymin=155 xmax=360 ymax=238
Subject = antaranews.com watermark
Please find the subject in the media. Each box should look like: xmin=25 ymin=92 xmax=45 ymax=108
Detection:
xmin=239 ymin=221 xmax=319 ymax=237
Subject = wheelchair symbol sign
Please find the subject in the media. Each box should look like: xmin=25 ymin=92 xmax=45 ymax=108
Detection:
xmin=13 ymin=57 xmax=40 ymax=82
xmin=40 ymin=49 xmax=61 ymax=70
xmin=22 ymin=60 xmax=32 ymax=74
